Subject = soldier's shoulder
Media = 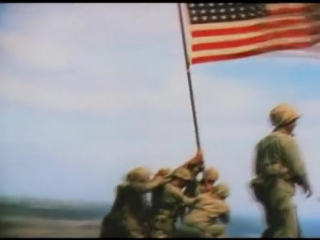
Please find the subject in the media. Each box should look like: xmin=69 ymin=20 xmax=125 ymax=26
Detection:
xmin=258 ymin=132 xmax=292 ymax=145
xmin=164 ymin=183 xmax=175 ymax=191
xmin=256 ymin=133 xmax=277 ymax=147
xmin=117 ymin=182 xmax=129 ymax=190
xmin=164 ymin=183 xmax=181 ymax=194
xmin=272 ymin=132 xmax=296 ymax=145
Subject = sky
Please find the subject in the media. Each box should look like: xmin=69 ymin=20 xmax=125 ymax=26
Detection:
xmin=0 ymin=3 xmax=320 ymax=217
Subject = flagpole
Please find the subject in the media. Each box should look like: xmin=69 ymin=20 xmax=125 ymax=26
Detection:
xmin=177 ymin=3 xmax=201 ymax=150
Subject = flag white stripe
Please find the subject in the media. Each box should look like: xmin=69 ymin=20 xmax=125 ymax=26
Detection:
xmin=190 ymin=34 xmax=320 ymax=59
xmin=191 ymin=22 xmax=320 ymax=45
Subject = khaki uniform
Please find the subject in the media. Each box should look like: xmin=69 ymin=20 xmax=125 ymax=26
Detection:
xmin=185 ymin=167 xmax=219 ymax=197
xmin=150 ymin=168 xmax=199 ymax=238
xmin=250 ymin=104 xmax=309 ymax=238
xmin=182 ymin=183 xmax=230 ymax=238
xmin=151 ymin=168 xmax=172 ymax=218
xmin=100 ymin=167 xmax=169 ymax=238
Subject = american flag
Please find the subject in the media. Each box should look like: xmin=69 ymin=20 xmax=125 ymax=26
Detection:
xmin=182 ymin=3 xmax=320 ymax=64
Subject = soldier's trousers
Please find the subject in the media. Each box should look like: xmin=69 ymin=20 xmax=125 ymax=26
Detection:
xmin=150 ymin=216 xmax=176 ymax=238
xmin=181 ymin=222 xmax=226 ymax=238
xmin=100 ymin=214 xmax=148 ymax=238
xmin=261 ymin=202 xmax=298 ymax=238
xmin=251 ymin=183 xmax=299 ymax=238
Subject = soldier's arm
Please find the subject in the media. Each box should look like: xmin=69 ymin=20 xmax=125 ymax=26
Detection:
xmin=215 ymin=200 xmax=230 ymax=215
xmin=220 ymin=213 xmax=230 ymax=224
xmin=169 ymin=185 xmax=199 ymax=206
xmin=209 ymin=200 xmax=230 ymax=223
xmin=130 ymin=178 xmax=169 ymax=194
xmin=184 ymin=180 xmax=198 ymax=197
xmin=178 ymin=151 xmax=204 ymax=178
xmin=253 ymin=145 xmax=259 ymax=176
xmin=280 ymin=136 xmax=307 ymax=180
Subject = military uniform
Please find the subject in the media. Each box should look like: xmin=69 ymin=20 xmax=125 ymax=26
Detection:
xmin=185 ymin=167 xmax=219 ymax=197
xmin=100 ymin=167 xmax=170 ymax=238
xmin=150 ymin=168 xmax=200 ymax=238
xmin=151 ymin=168 xmax=172 ymax=218
xmin=250 ymin=103 xmax=312 ymax=238
xmin=182 ymin=183 xmax=230 ymax=238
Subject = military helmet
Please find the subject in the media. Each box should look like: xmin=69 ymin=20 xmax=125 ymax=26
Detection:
xmin=269 ymin=103 xmax=300 ymax=128
xmin=126 ymin=167 xmax=152 ymax=183
xmin=171 ymin=167 xmax=192 ymax=181
xmin=212 ymin=183 xmax=230 ymax=199
xmin=203 ymin=167 xmax=219 ymax=182
xmin=156 ymin=168 xmax=172 ymax=177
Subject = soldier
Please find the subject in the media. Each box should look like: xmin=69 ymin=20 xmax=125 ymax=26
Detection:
xmin=185 ymin=167 xmax=220 ymax=197
xmin=175 ymin=150 xmax=203 ymax=177
xmin=150 ymin=167 xmax=200 ymax=238
xmin=182 ymin=183 xmax=230 ymax=238
xmin=100 ymin=167 xmax=170 ymax=238
xmin=151 ymin=168 xmax=172 ymax=219
xmin=250 ymin=103 xmax=313 ymax=238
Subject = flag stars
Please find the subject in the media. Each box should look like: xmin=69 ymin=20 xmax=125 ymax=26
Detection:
xmin=187 ymin=3 xmax=268 ymax=24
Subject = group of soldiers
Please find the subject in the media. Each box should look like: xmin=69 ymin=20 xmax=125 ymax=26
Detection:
xmin=100 ymin=103 xmax=313 ymax=238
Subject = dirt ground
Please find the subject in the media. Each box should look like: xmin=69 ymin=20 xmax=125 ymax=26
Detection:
xmin=1 ymin=215 xmax=101 ymax=238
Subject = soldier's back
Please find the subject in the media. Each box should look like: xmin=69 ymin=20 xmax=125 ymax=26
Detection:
xmin=255 ymin=132 xmax=290 ymax=177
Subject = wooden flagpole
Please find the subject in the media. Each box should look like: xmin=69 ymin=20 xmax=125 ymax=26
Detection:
xmin=177 ymin=3 xmax=201 ymax=150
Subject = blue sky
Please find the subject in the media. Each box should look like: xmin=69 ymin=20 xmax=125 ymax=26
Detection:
xmin=0 ymin=3 xmax=320 ymax=217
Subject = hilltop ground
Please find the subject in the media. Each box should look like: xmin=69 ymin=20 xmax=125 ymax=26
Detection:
xmin=0 ymin=198 xmax=318 ymax=238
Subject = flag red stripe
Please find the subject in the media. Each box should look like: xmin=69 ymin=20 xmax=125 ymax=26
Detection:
xmin=191 ymin=41 xmax=318 ymax=64
xmin=192 ymin=27 xmax=320 ymax=51
xmin=191 ymin=18 xmax=310 ymax=38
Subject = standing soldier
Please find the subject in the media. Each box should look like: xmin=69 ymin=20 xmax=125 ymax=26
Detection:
xmin=100 ymin=167 xmax=170 ymax=238
xmin=250 ymin=103 xmax=313 ymax=238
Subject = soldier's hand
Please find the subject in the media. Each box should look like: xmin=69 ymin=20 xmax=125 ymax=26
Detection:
xmin=299 ymin=175 xmax=313 ymax=198
xmin=158 ymin=175 xmax=171 ymax=184
xmin=195 ymin=150 xmax=203 ymax=161
xmin=302 ymin=185 xmax=313 ymax=198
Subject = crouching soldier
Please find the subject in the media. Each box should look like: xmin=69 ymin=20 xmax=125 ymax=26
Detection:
xmin=185 ymin=167 xmax=220 ymax=197
xmin=182 ymin=183 xmax=231 ymax=238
